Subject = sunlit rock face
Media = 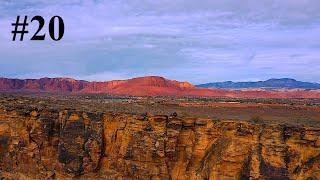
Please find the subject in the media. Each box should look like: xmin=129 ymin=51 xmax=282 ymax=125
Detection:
xmin=0 ymin=107 xmax=319 ymax=179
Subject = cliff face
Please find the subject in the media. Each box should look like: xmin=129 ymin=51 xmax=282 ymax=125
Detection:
xmin=0 ymin=76 xmax=195 ymax=95
xmin=0 ymin=78 xmax=88 ymax=92
xmin=0 ymin=107 xmax=319 ymax=179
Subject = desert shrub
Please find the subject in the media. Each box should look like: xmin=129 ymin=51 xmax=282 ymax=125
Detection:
xmin=250 ymin=116 xmax=264 ymax=124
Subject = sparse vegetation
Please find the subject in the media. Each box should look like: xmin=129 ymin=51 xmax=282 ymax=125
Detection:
xmin=0 ymin=92 xmax=319 ymax=127
xmin=250 ymin=116 xmax=264 ymax=124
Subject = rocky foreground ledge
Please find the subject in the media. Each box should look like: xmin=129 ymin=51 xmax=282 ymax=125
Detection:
xmin=0 ymin=107 xmax=319 ymax=179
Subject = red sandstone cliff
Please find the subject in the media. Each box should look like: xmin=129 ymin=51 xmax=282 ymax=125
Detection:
xmin=1 ymin=76 xmax=320 ymax=98
xmin=0 ymin=77 xmax=87 ymax=92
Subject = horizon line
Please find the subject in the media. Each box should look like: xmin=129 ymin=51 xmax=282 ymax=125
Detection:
xmin=0 ymin=75 xmax=319 ymax=85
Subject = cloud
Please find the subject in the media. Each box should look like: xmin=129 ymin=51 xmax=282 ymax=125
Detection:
xmin=0 ymin=0 xmax=320 ymax=83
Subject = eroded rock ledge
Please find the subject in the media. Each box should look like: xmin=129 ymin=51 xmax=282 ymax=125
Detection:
xmin=0 ymin=107 xmax=319 ymax=179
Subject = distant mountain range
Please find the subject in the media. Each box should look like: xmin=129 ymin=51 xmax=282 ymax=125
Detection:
xmin=197 ymin=78 xmax=320 ymax=89
xmin=0 ymin=76 xmax=320 ymax=98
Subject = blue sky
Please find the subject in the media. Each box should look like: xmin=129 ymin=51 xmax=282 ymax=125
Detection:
xmin=0 ymin=0 xmax=320 ymax=84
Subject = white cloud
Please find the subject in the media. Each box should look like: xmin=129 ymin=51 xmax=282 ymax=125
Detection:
xmin=0 ymin=0 xmax=320 ymax=83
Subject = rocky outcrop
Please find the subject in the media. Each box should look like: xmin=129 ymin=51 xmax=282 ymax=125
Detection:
xmin=1 ymin=76 xmax=320 ymax=98
xmin=0 ymin=76 xmax=196 ymax=95
xmin=0 ymin=107 xmax=319 ymax=179
xmin=0 ymin=78 xmax=88 ymax=92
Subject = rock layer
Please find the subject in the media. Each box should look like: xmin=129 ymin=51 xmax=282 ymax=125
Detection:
xmin=0 ymin=107 xmax=319 ymax=179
